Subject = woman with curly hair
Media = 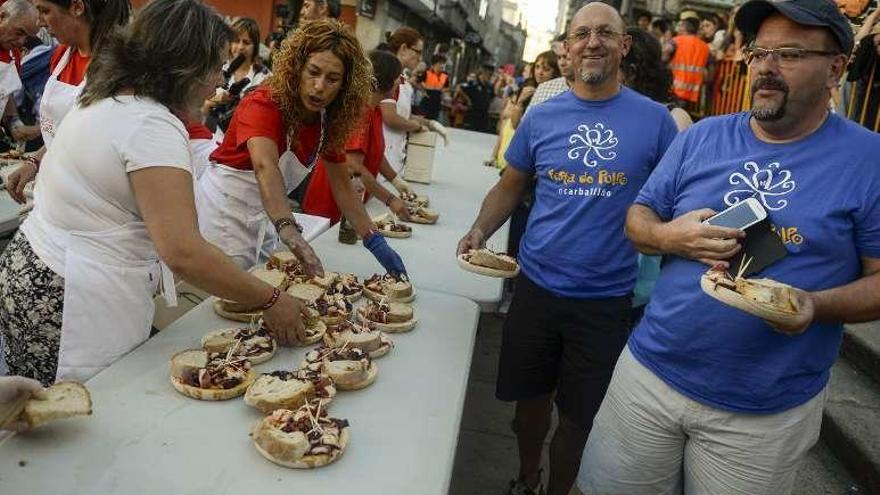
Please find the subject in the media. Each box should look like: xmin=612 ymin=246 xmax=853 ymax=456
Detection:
xmin=197 ymin=19 xmax=406 ymax=276
xmin=620 ymin=27 xmax=692 ymax=132
xmin=1 ymin=0 xmax=306 ymax=384
xmin=302 ymin=50 xmax=414 ymax=224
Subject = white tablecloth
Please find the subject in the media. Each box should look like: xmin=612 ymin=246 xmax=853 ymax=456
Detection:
xmin=316 ymin=129 xmax=510 ymax=312
xmin=0 ymin=288 xmax=480 ymax=495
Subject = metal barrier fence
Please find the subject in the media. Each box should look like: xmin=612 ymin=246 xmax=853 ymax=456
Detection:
xmin=704 ymin=57 xmax=879 ymax=132
xmin=707 ymin=59 xmax=750 ymax=116
xmin=846 ymin=57 xmax=880 ymax=132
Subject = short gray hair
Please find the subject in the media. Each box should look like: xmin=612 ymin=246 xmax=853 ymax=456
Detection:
xmin=1 ymin=0 xmax=38 ymax=19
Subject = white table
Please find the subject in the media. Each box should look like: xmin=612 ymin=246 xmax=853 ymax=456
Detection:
xmin=0 ymin=289 xmax=480 ymax=495
xmin=315 ymin=129 xmax=510 ymax=312
xmin=294 ymin=212 xmax=331 ymax=242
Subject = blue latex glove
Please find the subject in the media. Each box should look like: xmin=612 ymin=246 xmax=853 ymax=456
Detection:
xmin=363 ymin=233 xmax=407 ymax=276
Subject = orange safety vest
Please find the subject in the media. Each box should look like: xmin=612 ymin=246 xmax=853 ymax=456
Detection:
xmin=670 ymin=34 xmax=710 ymax=103
xmin=425 ymin=70 xmax=448 ymax=90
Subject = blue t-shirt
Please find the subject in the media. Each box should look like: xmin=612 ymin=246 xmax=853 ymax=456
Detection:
xmin=504 ymin=88 xmax=678 ymax=298
xmin=631 ymin=112 xmax=880 ymax=414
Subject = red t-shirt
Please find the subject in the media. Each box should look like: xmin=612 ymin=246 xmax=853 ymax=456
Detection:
xmin=302 ymin=105 xmax=385 ymax=224
xmin=50 ymin=45 xmax=89 ymax=85
xmin=209 ymin=86 xmax=344 ymax=170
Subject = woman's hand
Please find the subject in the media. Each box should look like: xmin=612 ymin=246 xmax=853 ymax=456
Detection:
xmin=6 ymin=161 xmax=37 ymax=204
xmin=391 ymin=176 xmax=413 ymax=195
xmin=11 ymin=125 xmax=40 ymax=143
xmin=279 ymin=225 xmax=325 ymax=277
xmin=262 ymin=292 xmax=306 ymax=346
xmin=389 ymin=197 xmax=412 ymax=222
xmin=364 ymin=232 xmax=407 ymax=276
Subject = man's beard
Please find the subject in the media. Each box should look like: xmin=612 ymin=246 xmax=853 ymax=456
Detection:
xmin=750 ymin=76 xmax=789 ymax=121
xmin=580 ymin=65 xmax=609 ymax=85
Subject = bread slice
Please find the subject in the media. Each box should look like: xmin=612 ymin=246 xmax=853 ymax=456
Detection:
xmin=302 ymin=347 xmax=378 ymax=391
xmin=170 ymin=370 xmax=256 ymax=401
xmin=18 ymin=382 xmax=92 ymax=429
xmin=287 ymin=283 xmax=326 ymax=303
xmin=169 ymin=349 xmax=208 ymax=378
xmin=385 ymin=302 xmax=413 ymax=323
xmin=700 ymin=271 xmax=803 ymax=326
xmin=357 ymin=301 xmax=414 ymax=324
xmin=324 ymin=328 xmax=381 ymax=352
xmin=356 ymin=303 xmax=417 ymax=333
xmin=327 ymin=274 xmax=364 ymax=303
xmin=213 ymin=299 xmax=262 ymax=323
xmin=253 ymin=423 xmax=312 ymax=465
xmin=324 ymin=360 xmax=378 ymax=390
xmin=252 ymin=267 xmax=288 ymax=288
xmin=373 ymin=213 xmax=412 ymax=239
xmin=403 ymin=206 xmax=439 ymax=224
xmin=467 ymin=248 xmax=518 ymax=272
xmin=252 ymin=408 xmax=350 ymax=468
xmin=244 ymin=375 xmax=315 ymax=414
xmin=302 ymin=319 xmax=327 ymax=346
xmin=310 ymin=272 xmax=339 ymax=289
xmin=267 ymin=250 xmax=300 ymax=272
xmin=363 ymin=274 xmax=414 ymax=302
xmin=169 ymin=349 xmax=256 ymax=401
xmin=200 ymin=328 xmax=276 ymax=365
xmin=399 ymin=191 xmax=429 ymax=208
xmin=254 ymin=426 xmax=350 ymax=469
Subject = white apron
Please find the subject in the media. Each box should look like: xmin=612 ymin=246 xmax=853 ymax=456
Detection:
xmin=50 ymin=220 xmax=177 ymax=382
xmin=383 ymin=80 xmax=413 ymax=174
xmin=0 ymin=57 xmax=21 ymax=115
xmin=39 ymin=47 xmax=86 ymax=148
xmin=196 ymin=112 xmax=325 ymax=268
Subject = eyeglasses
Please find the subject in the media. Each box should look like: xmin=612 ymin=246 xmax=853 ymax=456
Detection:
xmin=567 ymin=27 xmax=622 ymax=44
xmin=743 ymin=46 xmax=840 ymax=67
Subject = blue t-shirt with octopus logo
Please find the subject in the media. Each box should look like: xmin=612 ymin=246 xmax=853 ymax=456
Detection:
xmin=504 ymin=87 xmax=677 ymax=298
xmin=630 ymin=112 xmax=880 ymax=413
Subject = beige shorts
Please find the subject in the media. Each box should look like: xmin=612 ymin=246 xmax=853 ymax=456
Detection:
xmin=578 ymin=346 xmax=826 ymax=495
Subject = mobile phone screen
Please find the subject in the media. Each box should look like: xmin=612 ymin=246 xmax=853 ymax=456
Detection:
xmin=706 ymin=202 xmax=761 ymax=229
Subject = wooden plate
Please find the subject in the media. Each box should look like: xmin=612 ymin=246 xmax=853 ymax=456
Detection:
xmin=457 ymin=254 xmax=520 ymax=279
xmin=212 ymin=299 xmax=262 ymax=323
xmin=699 ymin=275 xmax=803 ymax=327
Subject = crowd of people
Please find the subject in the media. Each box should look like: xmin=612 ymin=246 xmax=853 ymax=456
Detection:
xmin=0 ymin=1 xmax=876 ymax=495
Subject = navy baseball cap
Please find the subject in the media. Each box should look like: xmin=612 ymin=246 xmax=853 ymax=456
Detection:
xmin=735 ymin=0 xmax=854 ymax=55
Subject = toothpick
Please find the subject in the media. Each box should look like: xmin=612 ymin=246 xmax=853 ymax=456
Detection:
xmin=737 ymin=255 xmax=754 ymax=280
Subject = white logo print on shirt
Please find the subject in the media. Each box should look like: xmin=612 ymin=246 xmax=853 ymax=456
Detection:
xmin=724 ymin=161 xmax=796 ymax=211
xmin=568 ymin=123 xmax=618 ymax=167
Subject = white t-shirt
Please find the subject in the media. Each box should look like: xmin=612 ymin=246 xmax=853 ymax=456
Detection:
xmin=22 ymin=95 xmax=191 ymax=275
xmin=189 ymin=137 xmax=217 ymax=181
xmin=382 ymin=79 xmax=414 ymax=173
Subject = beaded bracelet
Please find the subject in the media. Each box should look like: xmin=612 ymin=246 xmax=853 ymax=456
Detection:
xmin=259 ymin=287 xmax=281 ymax=311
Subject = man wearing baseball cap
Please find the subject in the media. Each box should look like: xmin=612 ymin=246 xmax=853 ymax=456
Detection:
xmin=579 ymin=0 xmax=880 ymax=493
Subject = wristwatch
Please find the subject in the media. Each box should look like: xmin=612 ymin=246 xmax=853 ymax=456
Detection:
xmin=273 ymin=216 xmax=303 ymax=234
